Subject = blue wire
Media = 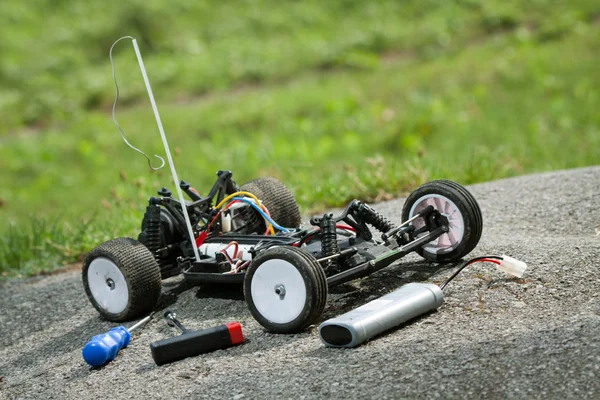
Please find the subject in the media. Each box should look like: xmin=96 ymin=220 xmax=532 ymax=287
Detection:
xmin=230 ymin=197 xmax=290 ymax=232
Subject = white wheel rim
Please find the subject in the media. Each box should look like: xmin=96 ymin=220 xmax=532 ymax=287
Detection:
xmin=408 ymin=194 xmax=465 ymax=254
xmin=87 ymin=257 xmax=129 ymax=314
xmin=250 ymin=259 xmax=307 ymax=324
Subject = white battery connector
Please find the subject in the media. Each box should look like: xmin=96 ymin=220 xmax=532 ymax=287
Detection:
xmin=498 ymin=255 xmax=528 ymax=278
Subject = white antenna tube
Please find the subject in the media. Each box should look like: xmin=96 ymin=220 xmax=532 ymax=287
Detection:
xmin=131 ymin=39 xmax=200 ymax=262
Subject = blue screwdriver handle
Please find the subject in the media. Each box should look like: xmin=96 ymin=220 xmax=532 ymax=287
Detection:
xmin=82 ymin=327 xmax=131 ymax=367
xmin=82 ymin=316 xmax=150 ymax=367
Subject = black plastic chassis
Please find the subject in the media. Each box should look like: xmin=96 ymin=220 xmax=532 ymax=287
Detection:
xmin=140 ymin=170 xmax=449 ymax=290
xmin=178 ymin=200 xmax=449 ymax=290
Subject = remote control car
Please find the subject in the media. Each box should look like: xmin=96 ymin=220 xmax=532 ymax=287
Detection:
xmin=82 ymin=171 xmax=482 ymax=333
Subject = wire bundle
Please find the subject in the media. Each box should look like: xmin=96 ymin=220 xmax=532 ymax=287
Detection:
xmin=218 ymin=241 xmax=251 ymax=274
xmin=208 ymin=191 xmax=290 ymax=235
xmin=440 ymin=256 xmax=503 ymax=290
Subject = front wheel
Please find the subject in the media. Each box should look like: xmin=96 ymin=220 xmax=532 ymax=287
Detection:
xmin=82 ymin=237 xmax=162 ymax=322
xmin=401 ymin=180 xmax=483 ymax=263
xmin=244 ymin=246 xmax=327 ymax=333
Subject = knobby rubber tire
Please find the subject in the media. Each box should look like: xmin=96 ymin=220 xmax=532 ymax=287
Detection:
xmin=82 ymin=237 xmax=162 ymax=322
xmin=244 ymin=246 xmax=327 ymax=333
xmin=240 ymin=177 xmax=302 ymax=229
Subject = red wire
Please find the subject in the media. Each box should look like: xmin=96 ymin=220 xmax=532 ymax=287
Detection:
xmin=295 ymin=225 xmax=356 ymax=247
xmin=472 ymin=258 xmax=501 ymax=265
xmin=220 ymin=241 xmax=239 ymax=258
xmin=261 ymin=203 xmax=271 ymax=217
xmin=261 ymin=204 xmax=272 ymax=234
xmin=336 ymin=224 xmax=356 ymax=232
xmin=208 ymin=200 xmax=240 ymax=230
xmin=218 ymin=249 xmax=235 ymax=265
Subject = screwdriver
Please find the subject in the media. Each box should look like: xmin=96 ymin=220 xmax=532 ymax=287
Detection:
xmin=82 ymin=315 xmax=151 ymax=367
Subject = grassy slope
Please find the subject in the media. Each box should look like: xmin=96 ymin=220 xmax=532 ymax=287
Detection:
xmin=1 ymin=0 xmax=599 ymax=275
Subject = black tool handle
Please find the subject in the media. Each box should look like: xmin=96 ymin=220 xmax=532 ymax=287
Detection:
xmin=150 ymin=322 xmax=243 ymax=365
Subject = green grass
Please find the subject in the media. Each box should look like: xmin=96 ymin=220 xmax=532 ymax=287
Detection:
xmin=1 ymin=0 xmax=599 ymax=276
xmin=0 ymin=213 xmax=138 ymax=276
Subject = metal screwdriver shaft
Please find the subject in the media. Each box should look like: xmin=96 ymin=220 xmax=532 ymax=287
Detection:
xmin=128 ymin=315 xmax=152 ymax=332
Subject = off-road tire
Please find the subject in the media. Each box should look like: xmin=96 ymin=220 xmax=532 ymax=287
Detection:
xmin=82 ymin=237 xmax=162 ymax=322
xmin=244 ymin=246 xmax=327 ymax=333
xmin=240 ymin=177 xmax=301 ymax=229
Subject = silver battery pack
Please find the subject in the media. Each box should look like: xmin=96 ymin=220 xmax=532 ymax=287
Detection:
xmin=319 ymin=283 xmax=444 ymax=348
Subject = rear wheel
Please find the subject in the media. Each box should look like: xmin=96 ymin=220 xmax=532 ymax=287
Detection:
xmin=401 ymin=180 xmax=482 ymax=263
xmin=244 ymin=246 xmax=327 ymax=333
xmin=82 ymin=237 xmax=162 ymax=322
xmin=240 ymin=177 xmax=301 ymax=229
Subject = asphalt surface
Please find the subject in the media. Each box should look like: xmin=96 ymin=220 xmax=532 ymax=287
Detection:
xmin=1 ymin=167 xmax=599 ymax=399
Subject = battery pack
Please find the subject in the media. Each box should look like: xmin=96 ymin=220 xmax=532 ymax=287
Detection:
xmin=319 ymin=283 xmax=444 ymax=348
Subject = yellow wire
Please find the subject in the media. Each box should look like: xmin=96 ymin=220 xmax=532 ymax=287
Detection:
xmin=215 ymin=191 xmax=260 ymax=209
xmin=214 ymin=191 xmax=274 ymax=234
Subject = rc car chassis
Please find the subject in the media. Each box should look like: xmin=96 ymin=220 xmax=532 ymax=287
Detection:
xmin=83 ymin=171 xmax=482 ymax=333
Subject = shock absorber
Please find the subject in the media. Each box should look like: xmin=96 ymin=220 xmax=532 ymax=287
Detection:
xmin=139 ymin=204 xmax=162 ymax=254
xmin=356 ymin=202 xmax=396 ymax=233
xmin=139 ymin=202 xmax=184 ymax=279
xmin=320 ymin=213 xmax=341 ymax=273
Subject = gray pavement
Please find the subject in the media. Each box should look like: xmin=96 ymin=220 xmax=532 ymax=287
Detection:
xmin=1 ymin=167 xmax=599 ymax=399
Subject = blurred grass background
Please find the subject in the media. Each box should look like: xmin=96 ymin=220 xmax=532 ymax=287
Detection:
xmin=1 ymin=0 xmax=599 ymax=276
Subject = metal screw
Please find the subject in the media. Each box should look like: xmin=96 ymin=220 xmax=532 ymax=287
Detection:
xmin=274 ymin=285 xmax=286 ymax=299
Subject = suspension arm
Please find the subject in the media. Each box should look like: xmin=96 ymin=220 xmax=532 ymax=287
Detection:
xmin=326 ymin=224 xmax=448 ymax=287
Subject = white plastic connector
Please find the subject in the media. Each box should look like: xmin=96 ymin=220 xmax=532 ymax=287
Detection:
xmin=498 ymin=255 xmax=528 ymax=278
xmin=221 ymin=212 xmax=232 ymax=233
